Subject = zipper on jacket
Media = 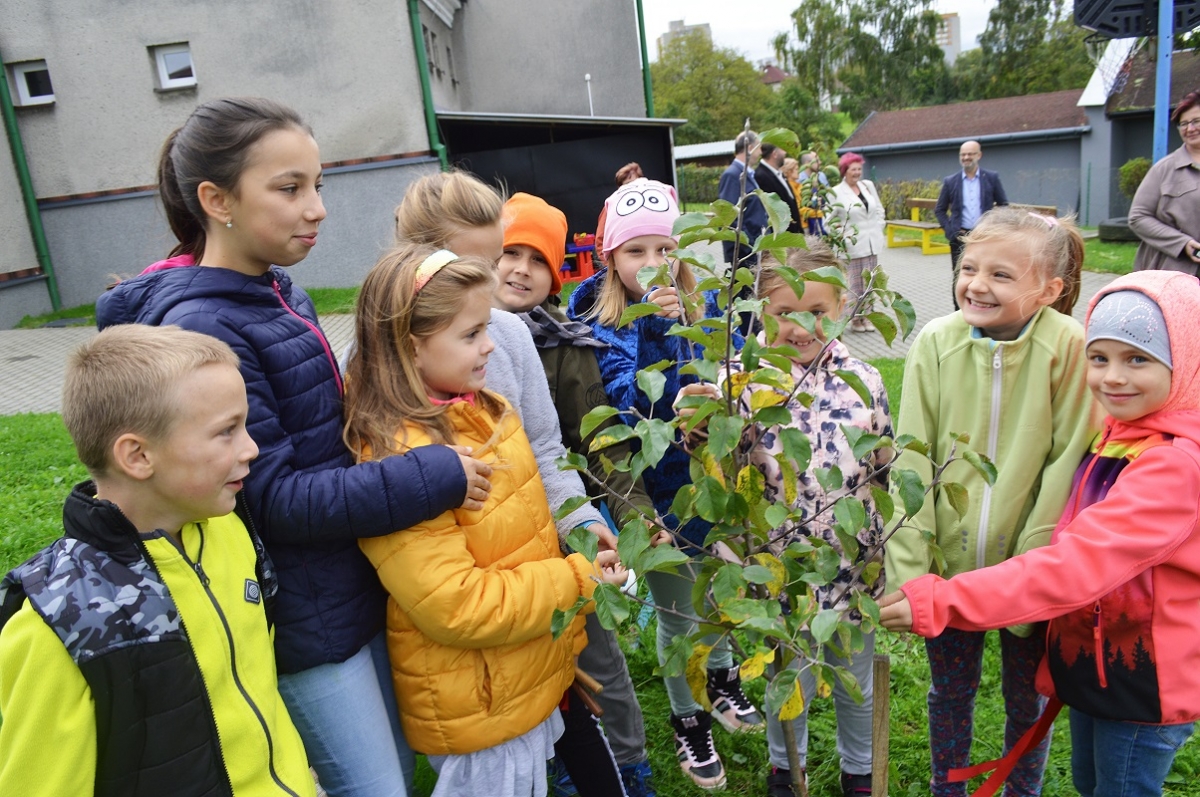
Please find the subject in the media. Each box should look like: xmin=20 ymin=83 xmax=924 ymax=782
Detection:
xmin=190 ymin=523 xmax=305 ymax=797
xmin=1092 ymin=601 xmax=1108 ymax=688
xmin=271 ymin=277 xmax=344 ymax=396
xmin=975 ymin=346 xmax=1003 ymax=569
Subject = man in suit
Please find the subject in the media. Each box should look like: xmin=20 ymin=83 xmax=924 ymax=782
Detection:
xmin=754 ymin=143 xmax=802 ymax=234
xmin=717 ymin=131 xmax=767 ymax=270
xmin=935 ymin=140 xmax=1009 ymax=308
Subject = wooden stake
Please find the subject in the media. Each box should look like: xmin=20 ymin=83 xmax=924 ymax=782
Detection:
xmin=872 ymin=654 xmax=890 ymax=797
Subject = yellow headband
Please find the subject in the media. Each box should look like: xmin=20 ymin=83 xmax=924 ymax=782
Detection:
xmin=413 ymin=249 xmax=459 ymax=294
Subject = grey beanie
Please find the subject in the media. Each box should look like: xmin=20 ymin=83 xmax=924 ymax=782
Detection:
xmin=1087 ymin=290 xmax=1172 ymax=370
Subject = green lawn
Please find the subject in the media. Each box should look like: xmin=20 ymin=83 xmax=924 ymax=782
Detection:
xmin=4 ymin=407 xmax=1196 ymax=794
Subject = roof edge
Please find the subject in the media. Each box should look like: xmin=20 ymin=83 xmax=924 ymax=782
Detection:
xmin=839 ymin=125 xmax=1091 ymax=155
xmin=436 ymin=110 xmax=686 ymax=127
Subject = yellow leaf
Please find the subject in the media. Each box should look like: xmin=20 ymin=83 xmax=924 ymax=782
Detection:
xmin=739 ymin=648 xmax=775 ymax=681
xmin=750 ymin=553 xmax=786 ymax=594
xmin=779 ymin=458 xmax=799 ymax=505
xmin=702 ymin=451 xmax=726 ymax=487
xmin=750 ymin=389 xmax=787 ymax=411
xmin=735 ymin=465 xmax=764 ymax=505
xmin=686 ymin=643 xmax=715 ymax=710
xmin=815 ymin=669 xmax=832 ymax=699
xmin=726 ymin=370 xmax=752 ymax=400
xmin=778 ymin=677 xmax=806 ymax=721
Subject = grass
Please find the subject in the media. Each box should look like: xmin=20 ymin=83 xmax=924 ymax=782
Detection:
xmin=1081 ymin=238 xmax=1136 ymax=275
xmin=16 ymin=303 xmax=96 ymax=330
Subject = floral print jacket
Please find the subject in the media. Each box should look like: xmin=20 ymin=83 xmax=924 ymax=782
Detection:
xmin=738 ymin=338 xmax=893 ymax=618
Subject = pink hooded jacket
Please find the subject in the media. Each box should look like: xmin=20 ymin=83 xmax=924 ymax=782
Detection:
xmin=902 ymin=270 xmax=1200 ymax=724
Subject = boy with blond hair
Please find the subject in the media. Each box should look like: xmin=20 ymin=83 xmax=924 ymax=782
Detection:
xmin=0 ymin=324 xmax=314 ymax=797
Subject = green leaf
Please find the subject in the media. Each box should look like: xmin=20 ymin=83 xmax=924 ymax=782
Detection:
xmin=656 ymin=634 xmax=694 ymax=678
xmin=712 ymin=563 xmax=748 ymax=604
xmin=742 ymin=565 xmax=776 ymax=585
xmin=693 ymin=476 xmax=730 ymax=522
xmin=755 ymin=232 xmax=810 ymax=251
xmin=833 ymin=497 xmax=867 ymax=535
xmin=893 ymin=434 xmax=929 ymax=455
xmin=759 ymin=127 xmax=800 ymax=154
xmin=770 ymin=265 xmax=807 ymax=302
xmin=778 ymin=427 xmax=813 ymax=473
xmin=765 ymin=503 xmax=790 ymax=529
xmin=892 ymin=296 xmax=917 ymax=340
xmin=551 ymin=596 xmax=589 ymax=639
xmin=634 ymin=418 xmax=675 ymax=470
xmin=638 ymin=544 xmax=691 ymax=574
xmin=962 ymin=450 xmax=998 ymax=486
xmin=589 ymin=424 xmax=636 ymax=452
xmin=680 ymin=357 xmax=720 ymax=384
xmin=753 ymin=406 xmax=793 ymax=428
xmin=565 ymin=526 xmax=600 ymax=561
xmin=870 ymin=486 xmax=895 ymax=524
xmin=757 ymin=189 xmax=793 ymax=237
xmin=765 ymin=667 xmax=802 ymax=718
xmin=835 ymin=665 xmax=864 ymax=703
xmin=864 ymin=312 xmax=898 ymax=346
xmin=553 ymin=495 xmax=593 ymax=522
xmin=810 ymin=608 xmax=841 ymax=644
xmin=555 ymin=452 xmax=588 ymax=472
xmin=833 ymin=526 xmax=860 ymax=563
xmin=815 ymin=465 xmax=843 ymax=493
xmin=840 ymin=425 xmax=882 ymax=460
xmin=616 ymin=522 xmax=652 ymax=572
xmin=707 ymin=199 xmax=738 ymax=228
xmin=636 ymin=368 xmax=667 ymax=405
xmin=891 ymin=468 xmax=927 ymax=518
xmin=833 ymin=369 xmax=872 ymax=407
xmin=593 ymin=583 xmax=631 ymax=629
xmin=802 ymin=266 xmax=849 ymax=290
xmin=672 ymin=212 xmax=712 ymax=236
xmin=706 ymin=414 xmax=745 ymax=461
xmin=617 ymin=302 xmax=661 ymax=328
xmin=943 ymin=481 xmax=969 ymax=520
xmin=783 ymin=310 xmax=818 ymax=335
xmin=579 ymin=406 xmax=621 ymax=439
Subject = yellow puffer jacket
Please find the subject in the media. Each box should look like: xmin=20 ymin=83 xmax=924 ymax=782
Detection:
xmin=359 ymin=396 xmax=598 ymax=755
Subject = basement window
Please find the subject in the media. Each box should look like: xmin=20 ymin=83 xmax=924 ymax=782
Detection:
xmin=9 ymin=61 xmax=54 ymax=106
xmin=153 ymin=43 xmax=196 ymax=90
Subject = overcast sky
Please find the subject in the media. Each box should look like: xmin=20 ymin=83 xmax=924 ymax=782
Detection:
xmin=641 ymin=0 xmax=996 ymax=64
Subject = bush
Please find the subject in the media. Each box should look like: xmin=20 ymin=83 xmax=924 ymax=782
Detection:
xmin=875 ymin=178 xmax=943 ymax=222
xmin=1118 ymin=157 xmax=1151 ymax=200
xmin=676 ymin=163 xmax=725 ymax=207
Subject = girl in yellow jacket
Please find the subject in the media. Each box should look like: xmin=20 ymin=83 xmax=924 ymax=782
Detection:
xmin=343 ymin=242 xmax=627 ymax=797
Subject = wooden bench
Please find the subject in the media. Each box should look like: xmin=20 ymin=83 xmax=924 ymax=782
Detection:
xmin=886 ymin=199 xmax=948 ymax=255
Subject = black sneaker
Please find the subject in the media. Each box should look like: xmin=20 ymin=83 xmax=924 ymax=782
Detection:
xmin=670 ymin=711 xmax=727 ymax=790
xmin=840 ymin=770 xmax=872 ymax=797
xmin=707 ymin=665 xmax=765 ymax=732
xmin=766 ymin=766 xmax=805 ymax=797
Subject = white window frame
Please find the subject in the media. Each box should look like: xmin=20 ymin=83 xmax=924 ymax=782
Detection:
xmin=152 ymin=43 xmax=196 ymax=90
xmin=10 ymin=60 xmax=54 ymax=106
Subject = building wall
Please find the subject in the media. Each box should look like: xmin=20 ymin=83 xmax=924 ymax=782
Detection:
xmin=0 ymin=131 xmax=39 ymax=275
xmin=454 ymin=1 xmax=647 ymax=118
xmin=856 ymin=138 xmax=1083 ymax=217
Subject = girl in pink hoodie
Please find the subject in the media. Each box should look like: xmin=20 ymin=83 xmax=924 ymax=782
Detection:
xmin=882 ymin=270 xmax=1200 ymax=797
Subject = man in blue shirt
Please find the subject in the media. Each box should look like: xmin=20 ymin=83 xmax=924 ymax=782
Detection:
xmin=935 ymin=140 xmax=1009 ymax=308
xmin=717 ymin=131 xmax=767 ymax=270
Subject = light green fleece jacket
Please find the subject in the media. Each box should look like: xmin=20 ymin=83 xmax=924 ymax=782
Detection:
xmin=885 ymin=306 xmax=1097 ymax=592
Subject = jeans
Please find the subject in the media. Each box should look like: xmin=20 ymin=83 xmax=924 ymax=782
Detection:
xmin=278 ymin=631 xmax=411 ymax=797
xmin=1069 ymin=709 xmax=1194 ymax=797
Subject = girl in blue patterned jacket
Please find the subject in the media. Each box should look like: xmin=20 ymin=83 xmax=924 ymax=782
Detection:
xmin=566 ymin=179 xmax=759 ymax=791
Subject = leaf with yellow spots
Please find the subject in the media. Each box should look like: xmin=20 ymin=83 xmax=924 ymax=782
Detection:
xmin=735 ymin=465 xmax=765 ymax=507
xmin=749 ymin=388 xmax=787 ymax=411
xmin=739 ymin=648 xmax=775 ymax=681
xmin=779 ymin=676 xmax=806 ymax=721
xmin=686 ymin=643 xmax=715 ymax=710
xmin=749 ymin=553 xmax=786 ymax=594
xmin=766 ymin=668 xmax=805 ymax=722
xmin=702 ymin=450 xmax=726 ymax=487
xmin=815 ymin=666 xmax=833 ymax=699
xmin=779 ymin=458 xmax=799 ymax=505
xmin=726 ymin=370 xmax=752 ymax=400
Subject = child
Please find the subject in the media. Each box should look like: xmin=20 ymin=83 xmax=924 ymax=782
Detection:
xmin=343 ymin=244 xmax=628 ymax=797
xmin=884 ymin=208 xmax=1096 ymax=797
xmin=0 ymin=324 xmax=314 ymax=796
xmin=95 ymin=98 xmax=490 ymax=797
xmin=393 ymin=174 xmax=654 ymax=797
xmin=881 ymin=270 xmax=1200 ymax=797
xmin=746 ymin=248 xmax=892 ymax=797
xmin=568 ymin=178 xmax=762 ymax=792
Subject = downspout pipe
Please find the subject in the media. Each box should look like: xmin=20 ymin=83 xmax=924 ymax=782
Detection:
xmin=635 ymin=0 xmax=655 ymax=117
xmin=1152 ymin=0 xmax=1174 ymax=162
xmin=408 ymin=0 xmax=449 ymax=170
xmin=0 ymin=45 xmax=61 ymax=309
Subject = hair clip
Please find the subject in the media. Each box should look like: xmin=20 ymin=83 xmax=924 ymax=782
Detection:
xmin=413 ymin=249 xmax=459 ymax=294
xmin=1029 ymin=212 xmax=1059 ymax=228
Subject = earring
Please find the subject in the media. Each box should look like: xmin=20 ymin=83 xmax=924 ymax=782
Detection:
xmin=225 ymin=219 xmax=233 ymax=229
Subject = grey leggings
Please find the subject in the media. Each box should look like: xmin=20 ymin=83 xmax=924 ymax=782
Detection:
xmin=643 ymin=561 xmax=734 ymax=716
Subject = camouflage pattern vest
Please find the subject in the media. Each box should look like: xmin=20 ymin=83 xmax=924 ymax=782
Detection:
xmin=0 ymin=483 xmax=276 ymax=797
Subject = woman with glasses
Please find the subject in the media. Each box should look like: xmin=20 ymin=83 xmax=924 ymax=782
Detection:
xmin=1129 ymin=88 xmax=1200 ymax=273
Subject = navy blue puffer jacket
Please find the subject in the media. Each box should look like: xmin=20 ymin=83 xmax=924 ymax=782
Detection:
xmin=96 ymin=264 xmax=466 ymax=673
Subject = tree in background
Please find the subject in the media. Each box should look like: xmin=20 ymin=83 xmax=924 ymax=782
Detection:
xmin=955 ymin=0 xmax=1092 ymax=100
xmin=651 ymin=31 xmax=774 ymax=145
xmin=759 ymin=78 xmax=847 ymax=154
xmin=772 ymin=0 xmax=949 ymax=120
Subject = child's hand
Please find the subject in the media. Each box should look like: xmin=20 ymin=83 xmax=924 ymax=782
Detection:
xmin=586 ymin=522 xmax=619 ymax=552
xmin=645 ymin=286 xmax=682 ymax=319
xmin=595 ymin=550 xmax=629 ymax=585
xmin=450 ymin=445 xmax=493 ymax=511
xmin=649 ymin=528 xmax=673 ymax=547
xmin=878 ymin=591 xmax=914 ymax=632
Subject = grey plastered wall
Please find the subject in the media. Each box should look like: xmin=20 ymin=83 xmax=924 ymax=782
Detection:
xmin=0 ymin=158 xmax=439 ymax=323
xmin=0 ymin=116 xmax=45 ymax=326
xmin=452 ymin=0 xmax=646 ymax=118
xmin=1079 ymin=106 xmax=1114 ymax=226
xmin=2 ymin=0 xmax=429 ymax=198
xmin=854 ymin=138 xmax=1084 ymax=217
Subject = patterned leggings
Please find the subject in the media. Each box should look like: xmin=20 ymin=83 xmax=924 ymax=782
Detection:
xmin=925 ymin=628 xmax=1049 ymax=797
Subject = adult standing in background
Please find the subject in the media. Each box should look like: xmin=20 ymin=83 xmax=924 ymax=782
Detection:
xmin=935 ymin=140 xmax=1009 ymax=308
xmin=755 ymin=143 xmax=802 ymax=234
xmin=828 ymin=152 xmax=885 ymax=332
xmin=717 ymin=131 xmax=767 ymax=270
xmin=1129 ymin=89 xmax=1200 ymax=274
xmin=799 ymin=152 xmax=830 ymax=237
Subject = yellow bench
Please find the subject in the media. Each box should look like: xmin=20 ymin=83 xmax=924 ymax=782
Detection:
xmin=885 ymin=198 xmax=949 ymax=255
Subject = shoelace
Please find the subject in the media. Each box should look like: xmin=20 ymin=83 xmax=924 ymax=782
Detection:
xmin=678 ymin=723 xmax=718 ymax=765
xmin=714 ymin=684 xmax=756 ymax=715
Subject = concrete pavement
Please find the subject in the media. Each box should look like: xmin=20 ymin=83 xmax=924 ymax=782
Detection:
xmin=0 ymin=247 xmax=1117 ymax=416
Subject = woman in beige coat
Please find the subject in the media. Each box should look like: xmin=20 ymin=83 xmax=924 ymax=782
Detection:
xmin=828 ymin=153 xmax=886 ymax=331
xmin=1129 ymin=89 xmax=1200 ymax=274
